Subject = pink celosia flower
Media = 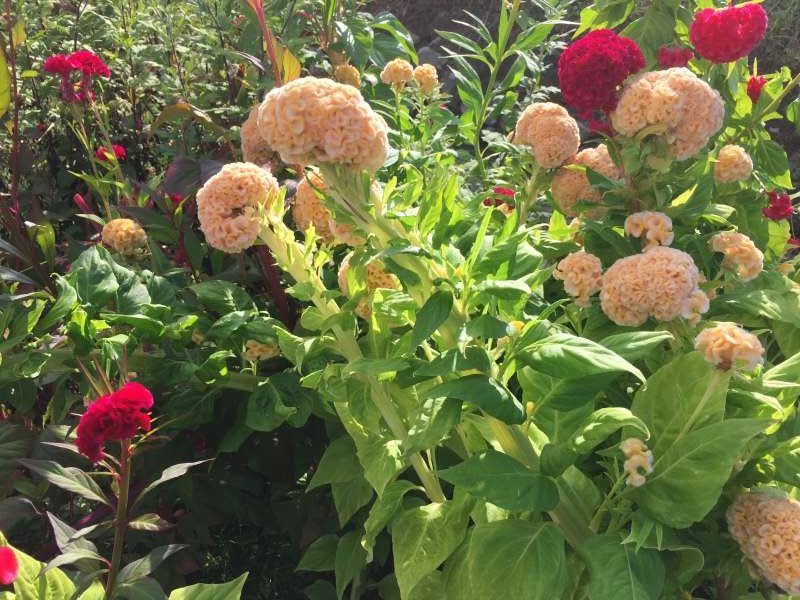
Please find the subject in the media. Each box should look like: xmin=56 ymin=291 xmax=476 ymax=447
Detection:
xmin=43 ymin=54 xmax=73 ymax=76
xmin=0 ymin=546 xmax=18 ymax=585
xmin=690 ymin=4 xmax=768 ymax=64
xmin=95 ymin=144 xmax=126 ymax=162
xmin=747 ymin=75 xmax=767 ymax=104
xmin=764 ymin=191 xmax=793 ymax=221
xmin=514 ymin=102 xmax=580 ymax=168
xmin=658 ymin=45 xmax=694 ymax=68
xmin=68 ymin=50 xmax=110 ymax=77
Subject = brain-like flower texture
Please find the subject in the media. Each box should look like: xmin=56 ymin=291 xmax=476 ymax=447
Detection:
xmin=553 ymin=251 xmax=603 ymax=307
xmin=380 ymin=58 xmax=414 ymax=88
xmin=658 ymin=46 xmax=694 ymax=68
xmin=241 ymin=106 xmax=275 ymax=166
xmin=619 ymin=438 xmax=653 ymax=488
xmin=763 ymin=191 xmax=794 ymax=221
xmin=727 ymin=491 xmax=800 ymax=595
xmin=557 ymin=29 xmax=645 ymax=119
xmin=196 ymin=162 xmax=279 ymax=254
xmin=695 ymin=323 xmax=764 ymax=372
xmin=76 ymin=382 xmax=154 ymax=463
xmin=413 ymin=64 xmax=438 ymax=95
xmin=714 ymin=144 xmax=753 ymax=183
xmin=551 ymin=144 xmax=621 ymax=217
xmin=102 ymin=218 xmax=147 ymax=256
xmin=600 ymin=246 xmax=709 ymax=327
xmin=624 ymin=211 xmax=674 ymax=251
xmin=244 ymin=339 xmax=280 ymax=361
xmin=257 ymin=77 xmax=389 ymax=173
xmin=338 ymin=253 xmax=399 ymax=318
xmin=292 ymin=171 xmax=361 ymax=245
xmin=514 ymin=102 xmax=580 ymax=169
xmin=711 ymin=231 xmax=763 ymax=282
xmin=610 ymin=68 xmax=724 ymax=161
xmin=690 ymin=4 xmax=768 ymax=64
xmin=333 ymin=64 xmax=361 ymax=88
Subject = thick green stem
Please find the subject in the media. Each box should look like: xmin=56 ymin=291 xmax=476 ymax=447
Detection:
xmin=106 ymin=439 xmax=132 ymax=597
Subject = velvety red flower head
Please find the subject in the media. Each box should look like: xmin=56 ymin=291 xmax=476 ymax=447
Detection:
xmin=492 ymin=186 xmax=515 ymax=199
xmin=43 ymin=54 xmax=73 ymax=76
xmin=68 ymin=50 xmax=110 ymax=77
xmin=764 ymin=190 xmax=794 ymax=221
xmin=0 ymin=546 xmax=19 ymax=585
xmin=747 ymin=75 xmax=767 ymax=103
xmin=557 ymin=29 xmax=645 ymax=119
xmin=76 ymin=382 xmax=154 ymax=463
xmin=658 ymin=45 xmax=694 ymax=68
xmin=690 ymin=4 xmax=768 ymax=63
xmin=95 ymin=144 xmax=126 ymax=162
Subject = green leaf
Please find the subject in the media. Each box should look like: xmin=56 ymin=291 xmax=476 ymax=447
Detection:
xmin=600 ymin=331 xmax=674 ymax=362
xmin=307 ymin=436 xmax=360 ymax=491
xmin=0 ymin=423 xmax=32 ymax=497
xmin=624 ymin=512 xmax=704 ymax=584
xmin=116 ymin=577 xmax=166 ymax=600
xmin=362 ymin=480 xmax=417 ymax=561
xmin=297 ymin=535 xmax=338 ymax=572
xmin=128 ymin=513 xmax=176 ymax=532
xmin=520 ymin=333 xmax=644 ymax=381
xmin=245 ymin=381 xmax=296 ymax=432
xmin=10 ymin=541 xmax=76 ymax=600
xmin=631 ymin=352 xmax=730 ymax=455
xmin=444 ymin=521 xmax=566 ymax=600
xmin=167 ymin=573 xmax=248 ymax=599
xmin=334 ymin=531 xmax=367 ymax=600
xmin=392 ymin=496 xmax=472 ymax=599
xmin=438 ymin=450 xmax=558 ymax=512
xmin=332 ymin=476 xmax=373 ymax=527
xmin=754 ymin=138 xmax=793 ymax=188
xmin=411 ymin=290 xmax=453 ymax=348
xmin=570 ymin=408 xmax=649 ymax=454
xmin=423 ymin=375 xmax=524 ymax=424
xmin=0 ymin=48 xmax=10 ymax=119
xmin=18 ymin=459 xmax=110 ymax=505
xmin=70 ymin=246 xmax=119 ymax=306
xmin=581 ymin=533 xmax=665 ymax=600
xmin=190 ymin=280 xmax=253 ymax=313
xmin=636 ymin=419 xmax=766 ymax=528
xmin=117 ymin=544 xmax=188 ymax=584
xmin=41 ymin=548 xmax=106 ymax=575
xmin=405 ymin=397 xmax=461 ymax=454
xmin=134 ymin=460 xmax=211 ymax=505
xmin=36 ymin=277 xmax=78 ymax=333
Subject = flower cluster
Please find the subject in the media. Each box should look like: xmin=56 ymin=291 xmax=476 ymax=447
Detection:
xmin=619 ymin=438 xmax=653 ymax=488
xmin=43 ymin=50 xmax=109 ymax=102
xmin=338 ymin=253 xmax=399 ymax=318
xmin=95 ymin=144 xmax=126 ymax=163
xmin=690 ymin=4 xmax=768 ymax=64
xmin=711 ymin=231 xmax=764 ymax=282
xmin=658 ymin=46 xmax=694 ymax=68
xmin=551 ymin=144 xmax=621 ymax=217
xmin=243 ymin=339 xmax=280 ymax=361
xmin=334 ymin=64 xmax=361 ymax=88
xmin=482 ymin=186 xmax=516 ymax=215
xmin=413 ymin=64 xmax=438 ymax=95
xmin=624 ymin=211 xmax=674 ymax=251
xmin=557 ymin=29 xmax=645 ymax=119
xmin=610 ymin=68 xmax=724 ymax=160
xmin=76 ymin=382 xmax=154 ymax=463
xmin=727 ymin=491 xmax=800 ymax=595
xmin=380 ymin=58 xmax=414 ymax=89
xmin=763 ymin=191 xmax=794 ymax=221
xmin=714 ymin=144 xmax=753 ymax=183
xmin=553 ymin=251 xmax=603 ymax=307
xmin=241 ymin=106 xmax=275 ymax=166
xmin=514 ymin=102 xmax=580 ymax=169
xmin=600 ymin=246 xmax=709 ymax=327
xmin=0 ymin=546 xmax=18 ymax=585
xmin=694 ymin=323 xmax=764 ymax=372
xmin=101 ymin=218 xmax=147 ymax=256
xmin=196 ymin=162 xmax=280 ymax=253
xmin=257 ymin=77 xmax=389 ymax=173
xmin=292 ymin=171 xmax=361 ymax=245
xmin=748 ymin=75 xmax=767 ymax=104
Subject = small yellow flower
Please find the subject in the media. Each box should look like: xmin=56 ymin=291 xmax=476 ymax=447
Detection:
xmin=244 ymin=340 xmax=280 ymax=361
xmin=102 ymin=218 xmax=147 ymax=256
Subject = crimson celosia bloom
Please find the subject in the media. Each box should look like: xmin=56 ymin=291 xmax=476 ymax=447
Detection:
xmin=764 ymin=191 xmax=794 ymax=221
xmin=790 ymin=237 xmax=800 ymax=247
xmin=0 ymin=546 xmax=19 ymax=585
xmin=557 ymin=29 xmax=645 ymax=119
xmin=76 ymin=382 xmax=154 ymax=462
xmin=690 ymin=4 xmax=768 ymax=63
xmin=43 ymin=54 xmax=73 ymax=76
xmin=493 ymin=186 xmax=515 ymax=198
xmin=95 ymin=144 xmax=126 ymax=162
xmin=658 ymin=45 xmax=694 ymax=68
xmin=67 ymin=50 xmax=110 ymax=77
xmin=747 ymin=75 xmax=767 ymax=103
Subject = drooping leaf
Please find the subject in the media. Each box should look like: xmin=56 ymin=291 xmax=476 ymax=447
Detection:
xmin=334 ymin=531 xmax=367 ymax=600
xmin=18 ymin=459 xmax=110 ymax=505
xmin=581 ymin=533 xmax=665 ymax=600
xmin=167 ymin=573 xmax=248 ymax=599
xmin=423 ymin=375 xmax=524 ymax=424
xmin=297 ymin=535 xmax=338 ymax=572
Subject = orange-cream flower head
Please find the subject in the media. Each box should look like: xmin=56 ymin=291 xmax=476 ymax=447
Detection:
xmin=257 ymin=77 xmax=389 ymax=173
xmin=711 ymin=231 xmax=764 ymax=282
xmin=551 ymin=144 xmax=622 ymax=218
xmin=727 ymin=491 xmax=800 ymax=595
xmin=102 ymin=218 xmax=147 ymax=256
xmin=333 ymin=64 xmax=361 ymax=88
xmin=553 ymin=251 xmax=603 ymax=307
xmin=243 ymin=339 xmax=280 ymax=361
xmin=619 ymin=438 xmax=653 ymax=488
xmin=338 ymin=252 xmax=399 ymax=319
xmin=694 ymin=323 xmax=764 ymax=371
xmin=380 ymin=58 xmax=414 ymax=89
xmin=196 ymin=162 xmax=279 ymax=253
xmin=292 ymin=171 xmax=362 ymax=246
xmin=714 ymin=144 xmax=753 ymax=183
xmin=624 ymin=211 xmax=674 ymax=251
xmin=514 ymin=102 xmax=580 ymax=169
xmin=413 ymin=64 xmax=438 ymax=94
xmin=241 ymin=106 xmax=275 ymax=166
xmin=600 ymin=246 xmax=709 ymax=327
xmin=610 ymin=67 xmax=724 ymax=160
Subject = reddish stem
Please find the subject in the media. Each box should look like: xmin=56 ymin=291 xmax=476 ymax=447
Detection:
xmin=256 ymin=246 xmax=293 ymax=328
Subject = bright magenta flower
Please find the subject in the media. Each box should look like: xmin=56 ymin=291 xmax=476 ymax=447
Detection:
xmin=747 ymin=75 xmax=767 ymax=103
xmin=764 ymin=191 xmax=794 ymax=221
xmin=43 ymin=54 xmax=73 ymax=76
xmin=690 ymin=4 xmax=768 ymax=63
xmin=95 ymin=144 xmax=127 ymax=162
xmin=0 ymin=546 xmax=19 ymax=585
xmin=658 ymin=45 xmax=694 ymax=68
xmin=68 ymin=50 xmax=110 ymax=77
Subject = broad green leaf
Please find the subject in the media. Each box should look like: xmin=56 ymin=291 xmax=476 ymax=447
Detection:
xmin=600 ymin=331 xmax=674 ymax=362
xmin=297 ymin=535 xmax=338 ymax=572
xmin=116 ymin=576 xmax=165 ymax=599
xmin=570 ymin=408 xmax=649 ymax=454
xmin=444 ymin=521 xmax=566 ymax=600
xmin=245 ymin=381 xmax=296 ymax=432
xmin=334 ymin=531 xmax=366 ymax=600
xmin=636 ymin=419 xmax=766 ymax=528
xmin=763 ymin=350 xmax=800 ymax=390
xmin=134 ymin=460 xmax=211 ymax=505
xmin=11 ymin=541 xmax=76 ymax=600
xmin=332 ymin=476 xmax=373 ymax=527
xmin=307 ymin=436 xmax=360 ymax=491
xmin=362 ymin=480 xmax=417 ymax=561
xmin=581 ymin=533 xmax=665 ymax=600
xmin=41 ymin=548 xmax=106 ymax=575
xmin=438 ymin=450 xmax=558 ymax=512
xmin=167 ymin=573 xmax=248 ymax=599
xmin=423 ymin=375 xmax=524 ymax=424
xmin=303 ymin=580 xmax=337 ymax=600
xmin=411 ymin=290 xmax=453 ymax=348
xmin=392 ymin=496 xmax=472 ymax=599
xmin=0 ymin=423 xmax=32 ymax=497
xmin=0 ymin=48 xmax=10 ymax=119
xmin=18 ymin=459 xmax=110 ymax=505
xmin=190 ymin=281 xmax=253 ymax=313
xmin=70 ymin=246 xmax=119 ymax=306
xmin=405 ymin=398 xmax=461 ymax=454
xmin=36 ymin=277 xmax=78 ymax=333
xmin=128 ymin=513 xmax=175 ymax=532
xmin=117 ymin=544 xmax=188 ymax=584
xmin=624 ymin=512 xmax=704 ymax=584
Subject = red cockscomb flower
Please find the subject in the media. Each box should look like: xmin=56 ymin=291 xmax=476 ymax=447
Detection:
xmin=764 ymin=191 xmax=794 ymax=221
xmin=557 ymin=29 xmax=645 ymax=119
xmin=75 ymin=382 xmax=154 ymax=463
xmin=67 ymin=50 xmax=110 ymax=77
xmin=493 ymin=186 xmax=515 ymax=198
xmin=658 ymin=45 xmax=694 ymax=68
xmin=43 ymin=54 xmax=73 ymax=76
xmin=95 ymin=144 xmax=126 ymax=162
xmin=690 ymin=4 xmax=768 ymax=64
xmin=0 ymin=546 xmax=19 ymax=585
xmin=588 ymin=117 xmax=614 ymax=136
xmin=747 ymin=75 xmax=767 ymax=104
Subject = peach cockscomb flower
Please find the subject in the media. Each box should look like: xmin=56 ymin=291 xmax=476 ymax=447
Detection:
xmin=380 ymin=58 xmax=414 ymax=89
xmin=334 ymin=64 xmax=361 ymax=88
xmin=711 ymin=231 xmax=764 ymax=282
xmin=619 ymin=438 xmax=653 ymax=488
xmin=551 ymin=144 xmax=622 ymax=218
xmin=292 ymin=170 xmax=361 ymax=245
xmin=694 ymin=323 xmax=764 ymax=372
xmin=101 ymin=218 xmax=147 ymax=256
xmin=244 ymin=340 xmax=280 ymax=361
xmin=241 ymin=106 xmax=275 ymax=166
xmin=624 ymin=211 xmax=674 ymax=251
xmin=714 ymin=144 xmax=753 ymax=183
xmin=553 ymin=251 xmax=603 ymax=307
xmin=413 ymin=64 xmax=438 ymax=94
xmin=514 ymin=102 xmax=580 ymax=169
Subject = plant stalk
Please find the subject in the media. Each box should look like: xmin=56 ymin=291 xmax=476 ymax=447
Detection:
xmin=106 ymin=439 xmax=132 ymax=597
